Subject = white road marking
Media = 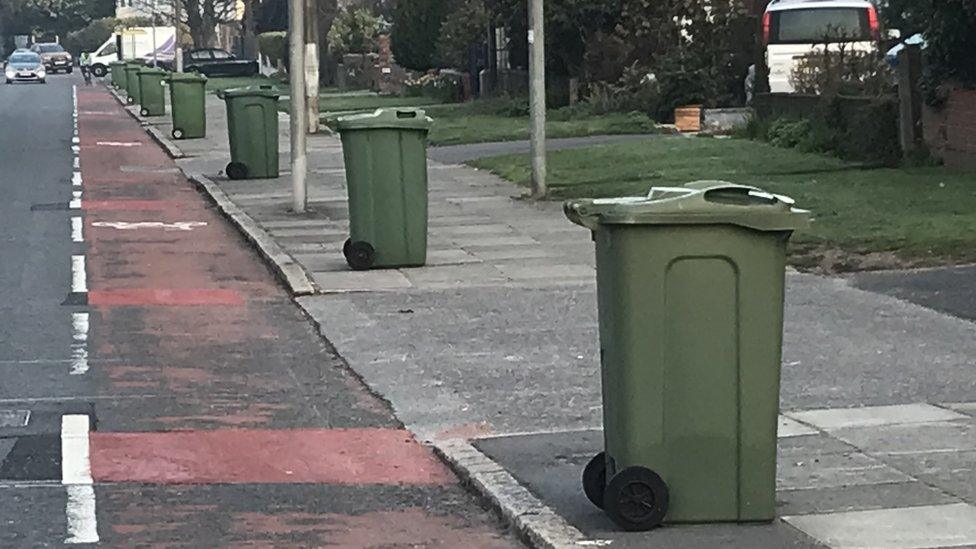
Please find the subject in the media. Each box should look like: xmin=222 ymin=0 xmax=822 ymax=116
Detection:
xmin=61 ymin=415 xmax=98 ymax=544
xmin=71 ymin=255 xmax=87 ymax=293
xmin=71 ymin=217 xmax=83 ymax=242
xmin=73 ymin=157 xmax=79 ymax=169
xmin=95 ymin=141 xmax=141 ymax=147
xmin=91 ymin=221 xmax=207 ymax=232
xmin=71 ymin=172 xmax=82 ymax=187
xmin=69 ymin=312 xmax=89 ymax=375
xmin=72 ymin=136 xmax=80 ymax=145
xmin=69 ymin=190 xmax=82 ymax=210
xmin=71 ymin=145 xmax=80 ymax=154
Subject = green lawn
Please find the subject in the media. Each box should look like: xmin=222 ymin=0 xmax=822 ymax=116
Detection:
xmin=320 ymin=98 xmax=660 ymax=146
xmin=471 ymin=137 xmax=976 ymax=270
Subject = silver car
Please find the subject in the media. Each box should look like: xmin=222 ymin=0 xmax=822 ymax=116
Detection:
xmin=5 ymin=52 xmax=46 ymax=84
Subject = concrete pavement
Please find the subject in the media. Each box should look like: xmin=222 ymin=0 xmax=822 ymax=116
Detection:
xmin=131 ymin=85 xmax=976 ymax=548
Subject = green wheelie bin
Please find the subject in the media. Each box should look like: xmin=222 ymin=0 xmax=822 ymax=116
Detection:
xmin=123 ymin=64 xmax=142 ymax=104
xmin=218 ymin=85 xmax=280 ymax=180
xmin=564 ymin=181 xmax=810 ymax=531
xmin=167 ymin=72 xmax=207 ymax=139
xmin=109 ymin=61 xmax=126 ymax=89
xmin=137 ymin=67 xmax=167 ymax=116
xmin=335 ymin=109 xmax=433 ymax=270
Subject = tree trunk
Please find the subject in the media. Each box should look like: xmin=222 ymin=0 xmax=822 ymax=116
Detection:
xmin=241 ymin=0 xmax=258 ymax=58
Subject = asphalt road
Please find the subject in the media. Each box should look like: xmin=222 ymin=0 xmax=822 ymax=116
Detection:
xmin=0 ymin=74 xmax=519 ymax=547
xmin=0 ymin=74 xmax=87 ymax=400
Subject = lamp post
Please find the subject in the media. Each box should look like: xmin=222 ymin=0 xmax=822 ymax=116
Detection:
xmin=528 ymin=0 xmax=546 ymax=198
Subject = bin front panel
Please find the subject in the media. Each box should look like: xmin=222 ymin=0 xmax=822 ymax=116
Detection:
xmin=225 ymin=97 xmax=279 ymax=178
xmin=341 ymin=128 xmax=428 ymax=267
xmin=138 ymin=73 xmax=166 ymax=116
xmin=597 ymin=224 xmax=786 ymax=523
xmin=125 ymin=68 xmax=142 ymax=102
xmin=170 ymin=80 xmax=206 ymax=138
xmin=110 ymin=64 xmax=124 ymax=88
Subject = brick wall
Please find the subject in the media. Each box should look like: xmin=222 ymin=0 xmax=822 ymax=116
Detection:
xmin=923 ymin=88 xmax=976 ymax=169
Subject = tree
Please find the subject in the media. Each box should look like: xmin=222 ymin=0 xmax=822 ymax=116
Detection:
xmin=882 ymin=0 xmax=976 ymax=92
xmin=391 ymin=0 xmax=450 ymax=70
xmin=328 ymin=6 xmax=384 ymax=57
xmin=0 ymin=0 xmax=114 ymax=53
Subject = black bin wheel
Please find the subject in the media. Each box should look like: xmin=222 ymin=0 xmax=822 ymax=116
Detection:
xmin=140 ymin=107 xmax=149 ymax=116
xmin=604 ymin=466 xmax=669 ymax=531
xmin=172 ymin=128 xmax=184 ymax=140
xmin=226 ymin=161 xmax=248 ymax=180
xmin=582 ymin=452 xmax=607 ymax=509
xmin=126 ymin=96 xmax=135 ymax=105
xmin=343 ymin=239 xmax=375 ymax=271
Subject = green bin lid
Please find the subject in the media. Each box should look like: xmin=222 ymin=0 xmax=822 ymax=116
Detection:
xmin=109 ymin=60 xmax=126 ymax=66
xmin=219 ymin=85 xmax=281 ymax=99
xmin=137 ymin=67 xmax=167 ymax=75
xmin=335 ymin=108 xmax=432 ymax=131
xmin=564 ymin=181 xmax=811 ymax=232
xmin=167 ymin=71 xmax=207 ymax=82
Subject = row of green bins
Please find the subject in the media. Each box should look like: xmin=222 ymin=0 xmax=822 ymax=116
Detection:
xmin=335 ymin=109 xmax=432 ymax=270
xmin=218 ymin=85 xmax=280 ymax=180
xmin=109 ymin=61 xmax=126 ymax=89
xmin=564 ymin=182 xmax=809 ymax=531
xmin=123 ymin=64 xmax=142 ymax=105
xmin=137 ymin=67 xmax=167 ymax=117
xmin=168 ymin=72 xmax=207 ymax=140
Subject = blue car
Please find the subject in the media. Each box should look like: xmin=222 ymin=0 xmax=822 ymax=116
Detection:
xmin=5 ymin=51 xmax=46 ymax=84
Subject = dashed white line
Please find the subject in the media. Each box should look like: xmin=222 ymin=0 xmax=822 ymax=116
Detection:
xmin=73 ymin=157 xmax=80 ymax=170
xmin=71 ymin=217 xmax=83 ymax=242
xmin=61 ymin=414 xmax=98 ymax=544
xmin=69 ymin=190 xmax=82 ymax=210
xmin=71 ymin=172 xmax=82 ymax=187
xmin=69 ymin=312 xmax=89 ymax=375
xmin=71 ymin=255 xmax=87 ymax=293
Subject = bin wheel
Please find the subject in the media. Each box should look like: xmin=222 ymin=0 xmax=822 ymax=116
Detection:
xmin=604 ymin=466 xmax=669 ymax=531
xmin=172 ymin=128 xmax=184 ymax=140
xmin=342 ymin=238 xmax=352 ymax=257
xmin=126 ymin=96 xmax=134 ymax=105
xmin=226 ymin=162 xmax=248 ymax=180
xmin=140 ymin=107 xmax=149 ymax=116
xmin=582 ymin=452 xmax=607 ymax=509
xmin=344 ymin=240 xmax=375 ymax=271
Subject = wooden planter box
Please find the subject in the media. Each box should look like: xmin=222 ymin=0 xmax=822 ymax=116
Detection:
xmin=674 ymin=105 xmax=703 ymax=133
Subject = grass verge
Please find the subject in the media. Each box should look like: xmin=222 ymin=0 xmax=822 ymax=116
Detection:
xmin=470 ymin=136 xmax=976 ymax=271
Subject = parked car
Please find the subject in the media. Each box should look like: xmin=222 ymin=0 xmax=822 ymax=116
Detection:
xmin=30 ymin=42 xmax=73 ymax=73
xmin=167 ymin=48 xmax=258 ymax=77
xmin=5 ymin=51 xmax=46 ymax=84
xmin=763 ymin=0 xmax=882 ymax=93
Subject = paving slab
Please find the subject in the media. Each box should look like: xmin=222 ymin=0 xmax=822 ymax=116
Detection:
xmin=784 ymin=503 xmax=976 ymax=549
xmin=788 ymin=403 xmax=970 ymax=431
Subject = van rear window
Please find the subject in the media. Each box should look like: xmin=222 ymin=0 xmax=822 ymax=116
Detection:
xmin=771 ymin=8 xmax=870 ymax=43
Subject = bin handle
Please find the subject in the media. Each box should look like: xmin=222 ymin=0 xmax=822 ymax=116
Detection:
xmin=703 ymin=186 xmax=794 ymax=207
xmin=396 ymin=110 xmax=418 ymax=119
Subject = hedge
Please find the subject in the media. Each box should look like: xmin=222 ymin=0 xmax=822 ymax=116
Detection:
xmin=258 ymin=31 xmax=287 ymax=64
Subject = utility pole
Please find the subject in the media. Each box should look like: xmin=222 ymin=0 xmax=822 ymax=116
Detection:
xmin=304 ymin=0 xmax=320 ymax=134
xmin=528 ymin=0 xmax=546 ymax=198
xmin=173 ymin=0 xmax=183 ymax=71
xmin=151 ymin=0 xmax=158 ymax=67
xmin=289 ymin=0 xmax=308 ymax=212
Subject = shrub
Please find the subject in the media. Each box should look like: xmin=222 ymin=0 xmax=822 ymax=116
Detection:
xmin=403 ymin=71 xmax=463 ymax=102
xmin=790 ymin=46 xmax=894 ymax=97
xmin=258 ymin=31 xmax=287 ymax=64
xmin=756 ymin=97 xmax=900 ymax=165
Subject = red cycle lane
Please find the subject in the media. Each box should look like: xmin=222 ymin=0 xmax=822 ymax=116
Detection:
xmin=74 ymin=86 xmax=518 ymax=546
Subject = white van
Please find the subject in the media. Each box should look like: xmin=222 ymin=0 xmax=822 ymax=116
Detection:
xmin=763 ymin=0 xmax=881 ymax=93
xmin=87 ymin=26 xmax=175 ymax=77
